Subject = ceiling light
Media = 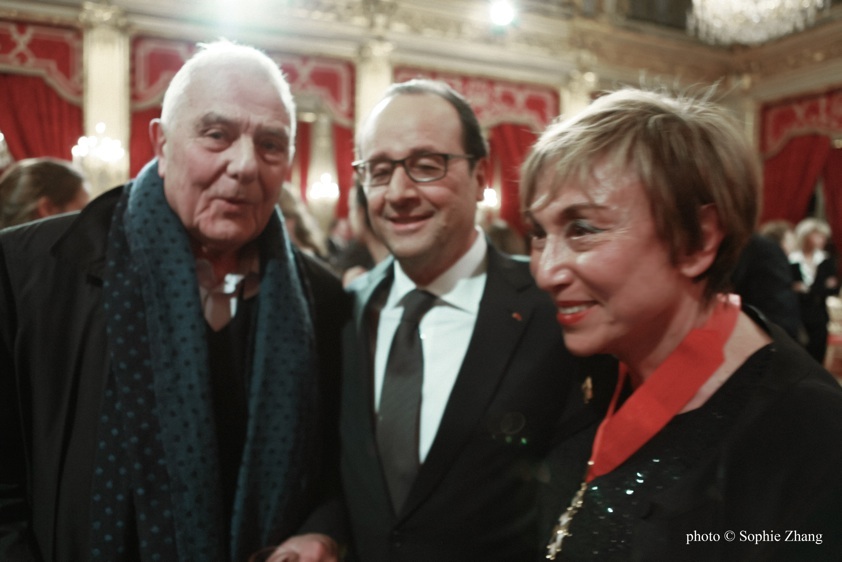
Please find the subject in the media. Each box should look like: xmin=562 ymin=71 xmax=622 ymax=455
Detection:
xmin=688 ymin=0 xmax=830 ymax=46
xmin=490 ymin=0 xmax=516 ymax=27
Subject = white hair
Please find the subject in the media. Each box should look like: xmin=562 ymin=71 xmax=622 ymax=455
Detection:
xmin=795 ymin=217 xmax=831 ymax=247
xmin=159 ymin=39 xmax=296 ymax=142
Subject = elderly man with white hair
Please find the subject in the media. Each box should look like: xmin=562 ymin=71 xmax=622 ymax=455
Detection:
xmin=0 ymin=40 xmax=346 ymax=562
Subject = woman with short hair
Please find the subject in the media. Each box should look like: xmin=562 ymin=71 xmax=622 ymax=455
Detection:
xmin=523 ymin=88 xmax=842 ymax=560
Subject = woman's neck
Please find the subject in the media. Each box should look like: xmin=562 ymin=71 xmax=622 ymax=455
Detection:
xmin=622 ymin=296 xmax=715 ymax=385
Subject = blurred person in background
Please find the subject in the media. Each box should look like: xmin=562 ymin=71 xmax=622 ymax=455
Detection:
xmin=0 ymin=158 xmax=90 ymax=228
xmin=759 ymin=219 xmax=797 ymax=256
xmin=790 ymin=217 xmax=840 ymax=363
xmin=335 ymin=181 xmax=390 ymax=286
xmin=732 ymin=230 xmax=801 ymax=340
xmin=483 ymin=217 xmax=527 ymax=256
xmin=279 ymin=182 xmax=329 ymax=259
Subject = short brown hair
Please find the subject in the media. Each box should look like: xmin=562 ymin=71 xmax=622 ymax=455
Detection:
xmin=521 ymin=88 xmax=760 ymax=301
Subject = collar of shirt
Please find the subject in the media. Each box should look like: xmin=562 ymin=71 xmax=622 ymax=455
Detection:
xmin=195 ymin=246 xmax=261 ymax=330
xmin=387 ymin=228 xmax=488 ymax=313
xmin=790 ymin=249 xmax=828 ymax=287
xmin=377 ymin=229 xmax=489 ymax=462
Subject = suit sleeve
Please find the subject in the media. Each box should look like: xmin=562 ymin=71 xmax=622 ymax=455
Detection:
xmin=0 ymin=236 xmax=39 ymax=560
xmin=292 ymin=251 xmax=352 ymax=547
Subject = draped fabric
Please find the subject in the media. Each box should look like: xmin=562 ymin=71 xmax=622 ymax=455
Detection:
xmin=129 ymin=106 xmax=160 ymax=176
xmin=760 ymin=134 xmax=831 ymax=225
xmin=822 ymin=147 xmax=842 ymax=272
xmin=761 ymin=87 xmax=842 ymax=157
xmin=488 ymin=124 xmax=538 ymax=236
xmin=333 ymin=123 xmax=355 ymax=218
xmin=0 ymin=21 xmax=83 ymax=161
xmin=0 ymin=73 xmax=82 ymax=160
xmin=760 ymin=88 xmax=842 ymax=276
xmin=292 ymin=120 xmax=312 ymax=200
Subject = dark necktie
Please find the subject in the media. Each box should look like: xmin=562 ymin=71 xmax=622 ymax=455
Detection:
xmin=377 ymin=289 xmax=437 ymax=512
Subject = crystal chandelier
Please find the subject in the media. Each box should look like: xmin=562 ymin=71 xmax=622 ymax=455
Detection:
xmin=688 ymin=0 xmax=831 ymax=46
xmin=71 ymin=122 xmax=126 ymax=194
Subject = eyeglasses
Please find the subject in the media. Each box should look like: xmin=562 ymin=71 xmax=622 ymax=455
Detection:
xmin=352 ymin=152 xmax=475 ymax=187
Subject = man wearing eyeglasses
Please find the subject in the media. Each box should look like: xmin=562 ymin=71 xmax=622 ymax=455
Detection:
xmin=340 ymin=79 xmax=615 ymax=562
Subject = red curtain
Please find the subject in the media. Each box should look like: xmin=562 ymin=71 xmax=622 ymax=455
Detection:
xmin=129 ymin=106 xmax=160 ymax=176
xmin=333 ymin=124 xmax=354 ymax=218
xmin=291 ymin=121 xmax=312 ymax=201
xmin=488 ymin=124 xmax=538 ymax=235
xmin=760 ymin=88 xmax=842 ymax=274
xmin=822 ymin=147 xmax=842 ymax=270
xmin=0 ymin=73 xmax=82 ymax=161
xmin=761 ymin=134 xmax=831 ymax=225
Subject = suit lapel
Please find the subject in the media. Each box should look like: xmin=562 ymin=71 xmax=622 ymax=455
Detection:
xmin=352 ymin=258 xmax=394 ymax=337
xmin=400 ymin=248 xmax=537 ymax=517
xmin=348 ymin=258 xmax=394 ymax=421
xmin=344 ymin=259 xmax=398 ymax=511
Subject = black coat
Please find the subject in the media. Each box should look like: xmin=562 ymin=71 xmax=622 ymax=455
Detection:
xmin=792 ymin=254 xmax=839 ymax=362
xmin=0 ymin=188 xmax=348 ymax=561
xmin=732 ymin=233 xmax=801 ymax=340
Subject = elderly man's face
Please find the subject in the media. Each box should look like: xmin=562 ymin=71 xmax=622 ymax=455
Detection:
xmin=153 ymin=59 xmax=292 ymax=256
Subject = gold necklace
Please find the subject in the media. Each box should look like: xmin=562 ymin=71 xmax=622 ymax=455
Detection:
xmin=546 ymin=478 xmax=589 ymax=560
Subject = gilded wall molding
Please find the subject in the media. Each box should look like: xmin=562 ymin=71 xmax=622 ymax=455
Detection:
xmin=2 ymin=0 xmax=841 ymax=102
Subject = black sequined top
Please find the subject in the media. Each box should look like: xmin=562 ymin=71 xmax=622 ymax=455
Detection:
xmin=557 ymin=344 xmax=774 ymax=561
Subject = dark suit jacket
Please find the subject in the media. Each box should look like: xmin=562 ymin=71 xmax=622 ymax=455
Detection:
xmin=791 ymin=255 xmax=839 ymax=328
xmin=340 ymin=247 xmax=615 ymax=562
xmin=0 ymin=187 xmax=348 ymax=561
xmin=732 ymin=233 xmax=801 ymax=340
xmin=791 ymin=254 xmax=839 ymax=362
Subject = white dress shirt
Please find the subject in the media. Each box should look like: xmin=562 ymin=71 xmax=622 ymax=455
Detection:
xmin=374 ymin=230 xmax=488 ymax=462
xmin=789 ymin=249 xmax=828 ymax=288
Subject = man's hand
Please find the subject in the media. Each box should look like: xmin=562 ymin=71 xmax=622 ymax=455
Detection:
xmin=258 ymin=533 xmax=339 ymax=562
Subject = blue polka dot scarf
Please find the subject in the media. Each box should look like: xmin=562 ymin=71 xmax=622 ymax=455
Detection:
xmin=91 ymin=160 xmax=317 ymax=561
